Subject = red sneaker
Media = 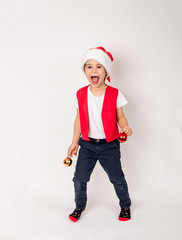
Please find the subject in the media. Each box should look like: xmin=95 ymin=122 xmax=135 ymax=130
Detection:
xmin=69 ymin=208 xmax=84 ymax=222
xmin=118 ymin=208 xmax=131 ymax=221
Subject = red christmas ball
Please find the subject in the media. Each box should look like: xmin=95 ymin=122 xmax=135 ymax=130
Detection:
xmin=117 ymin=132 xmax=127 ymax=143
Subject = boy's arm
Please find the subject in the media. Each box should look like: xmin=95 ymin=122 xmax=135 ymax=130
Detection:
xmin=72 ymin=108 xmax=81 ymax=144
xmin=116 ymin=107 xmax=133 ymax=136
xmin=67 ymin=109 xmax=81 ymax=157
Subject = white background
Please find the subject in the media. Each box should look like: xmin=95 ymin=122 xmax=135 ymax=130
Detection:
xmin=0 ymin=0 xmax=182 ymax=239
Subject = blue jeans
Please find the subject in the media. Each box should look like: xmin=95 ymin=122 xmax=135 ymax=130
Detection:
xmin=72 ymin=137 xmax=131 ymax=209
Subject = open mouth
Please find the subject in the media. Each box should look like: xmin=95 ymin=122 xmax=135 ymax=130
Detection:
xmin=91 ymin=76 xmax=99 ymax=84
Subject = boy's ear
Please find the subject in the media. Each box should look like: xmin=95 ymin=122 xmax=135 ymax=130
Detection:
xmin=104 ymin=74 xmax=108 ymax=81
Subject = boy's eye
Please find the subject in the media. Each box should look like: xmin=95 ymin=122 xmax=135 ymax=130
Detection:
xmin=86 ymin=65 xmax=102 ymax=69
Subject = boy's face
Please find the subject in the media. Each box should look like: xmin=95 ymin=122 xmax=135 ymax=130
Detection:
xmin=84 ymin=59 xmax=107 ymax=88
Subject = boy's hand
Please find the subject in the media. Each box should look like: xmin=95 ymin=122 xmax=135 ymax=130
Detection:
xmin=120 ymin=126 xmax=133 ymax=136
xmin=67 ymin=142 xmax=79 ymax=158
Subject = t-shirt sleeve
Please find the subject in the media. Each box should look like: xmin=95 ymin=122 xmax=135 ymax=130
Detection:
xmin=70 ymin=93 xmax=78 ymax=108
xmin=116 ymin=90 xmax=128 ymax=108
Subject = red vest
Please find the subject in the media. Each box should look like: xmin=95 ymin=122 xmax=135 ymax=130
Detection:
xmin=76 ymin=85 xmax=119 ymax=142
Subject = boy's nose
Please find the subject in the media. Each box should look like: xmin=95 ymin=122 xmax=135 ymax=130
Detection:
xmin=91 ymin=68 xmax=97 ymax=73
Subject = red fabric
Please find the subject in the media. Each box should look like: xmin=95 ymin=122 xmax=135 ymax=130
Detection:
xmin=107 ymin=76 xmax=110 ymax=82
xmin=118 ymin=217 xmax=130 ymax=221
xmin=77 ymin=85 xmax=119 ymax=142
xmin=69 ymin=216 xmax=78 ymax=222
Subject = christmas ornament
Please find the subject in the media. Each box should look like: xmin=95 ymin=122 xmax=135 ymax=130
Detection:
xmin=63 ymin=156 xmax=72 ymax=167
xmin=117 ymin=132 xmax=127 ymax=143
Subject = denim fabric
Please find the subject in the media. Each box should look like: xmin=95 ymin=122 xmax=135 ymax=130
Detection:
xmin=72 ymin=137 xmax=131 ymax=209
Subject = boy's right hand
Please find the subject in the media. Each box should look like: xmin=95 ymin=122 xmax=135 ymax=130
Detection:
xmin=67 ymin=142 xmax=79 ymax=158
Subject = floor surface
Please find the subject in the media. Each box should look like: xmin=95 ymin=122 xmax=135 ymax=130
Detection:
xmin=2 ymin=195 xmax=181 ymax=240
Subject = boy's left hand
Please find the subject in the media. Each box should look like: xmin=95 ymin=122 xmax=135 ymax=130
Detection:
xmin=120 ymin=126 xmax=133 ymax=136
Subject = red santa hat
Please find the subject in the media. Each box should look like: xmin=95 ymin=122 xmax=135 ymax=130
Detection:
xmin=81 ymin=46 xmax=114 ymax=82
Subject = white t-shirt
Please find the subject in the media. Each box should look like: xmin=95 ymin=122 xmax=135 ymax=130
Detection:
xmin=71 ymin=85 xmax=128 ymax=139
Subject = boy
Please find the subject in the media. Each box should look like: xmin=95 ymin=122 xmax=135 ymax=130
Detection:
xmin=67 ymin=46 xmax=133 ymax=222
